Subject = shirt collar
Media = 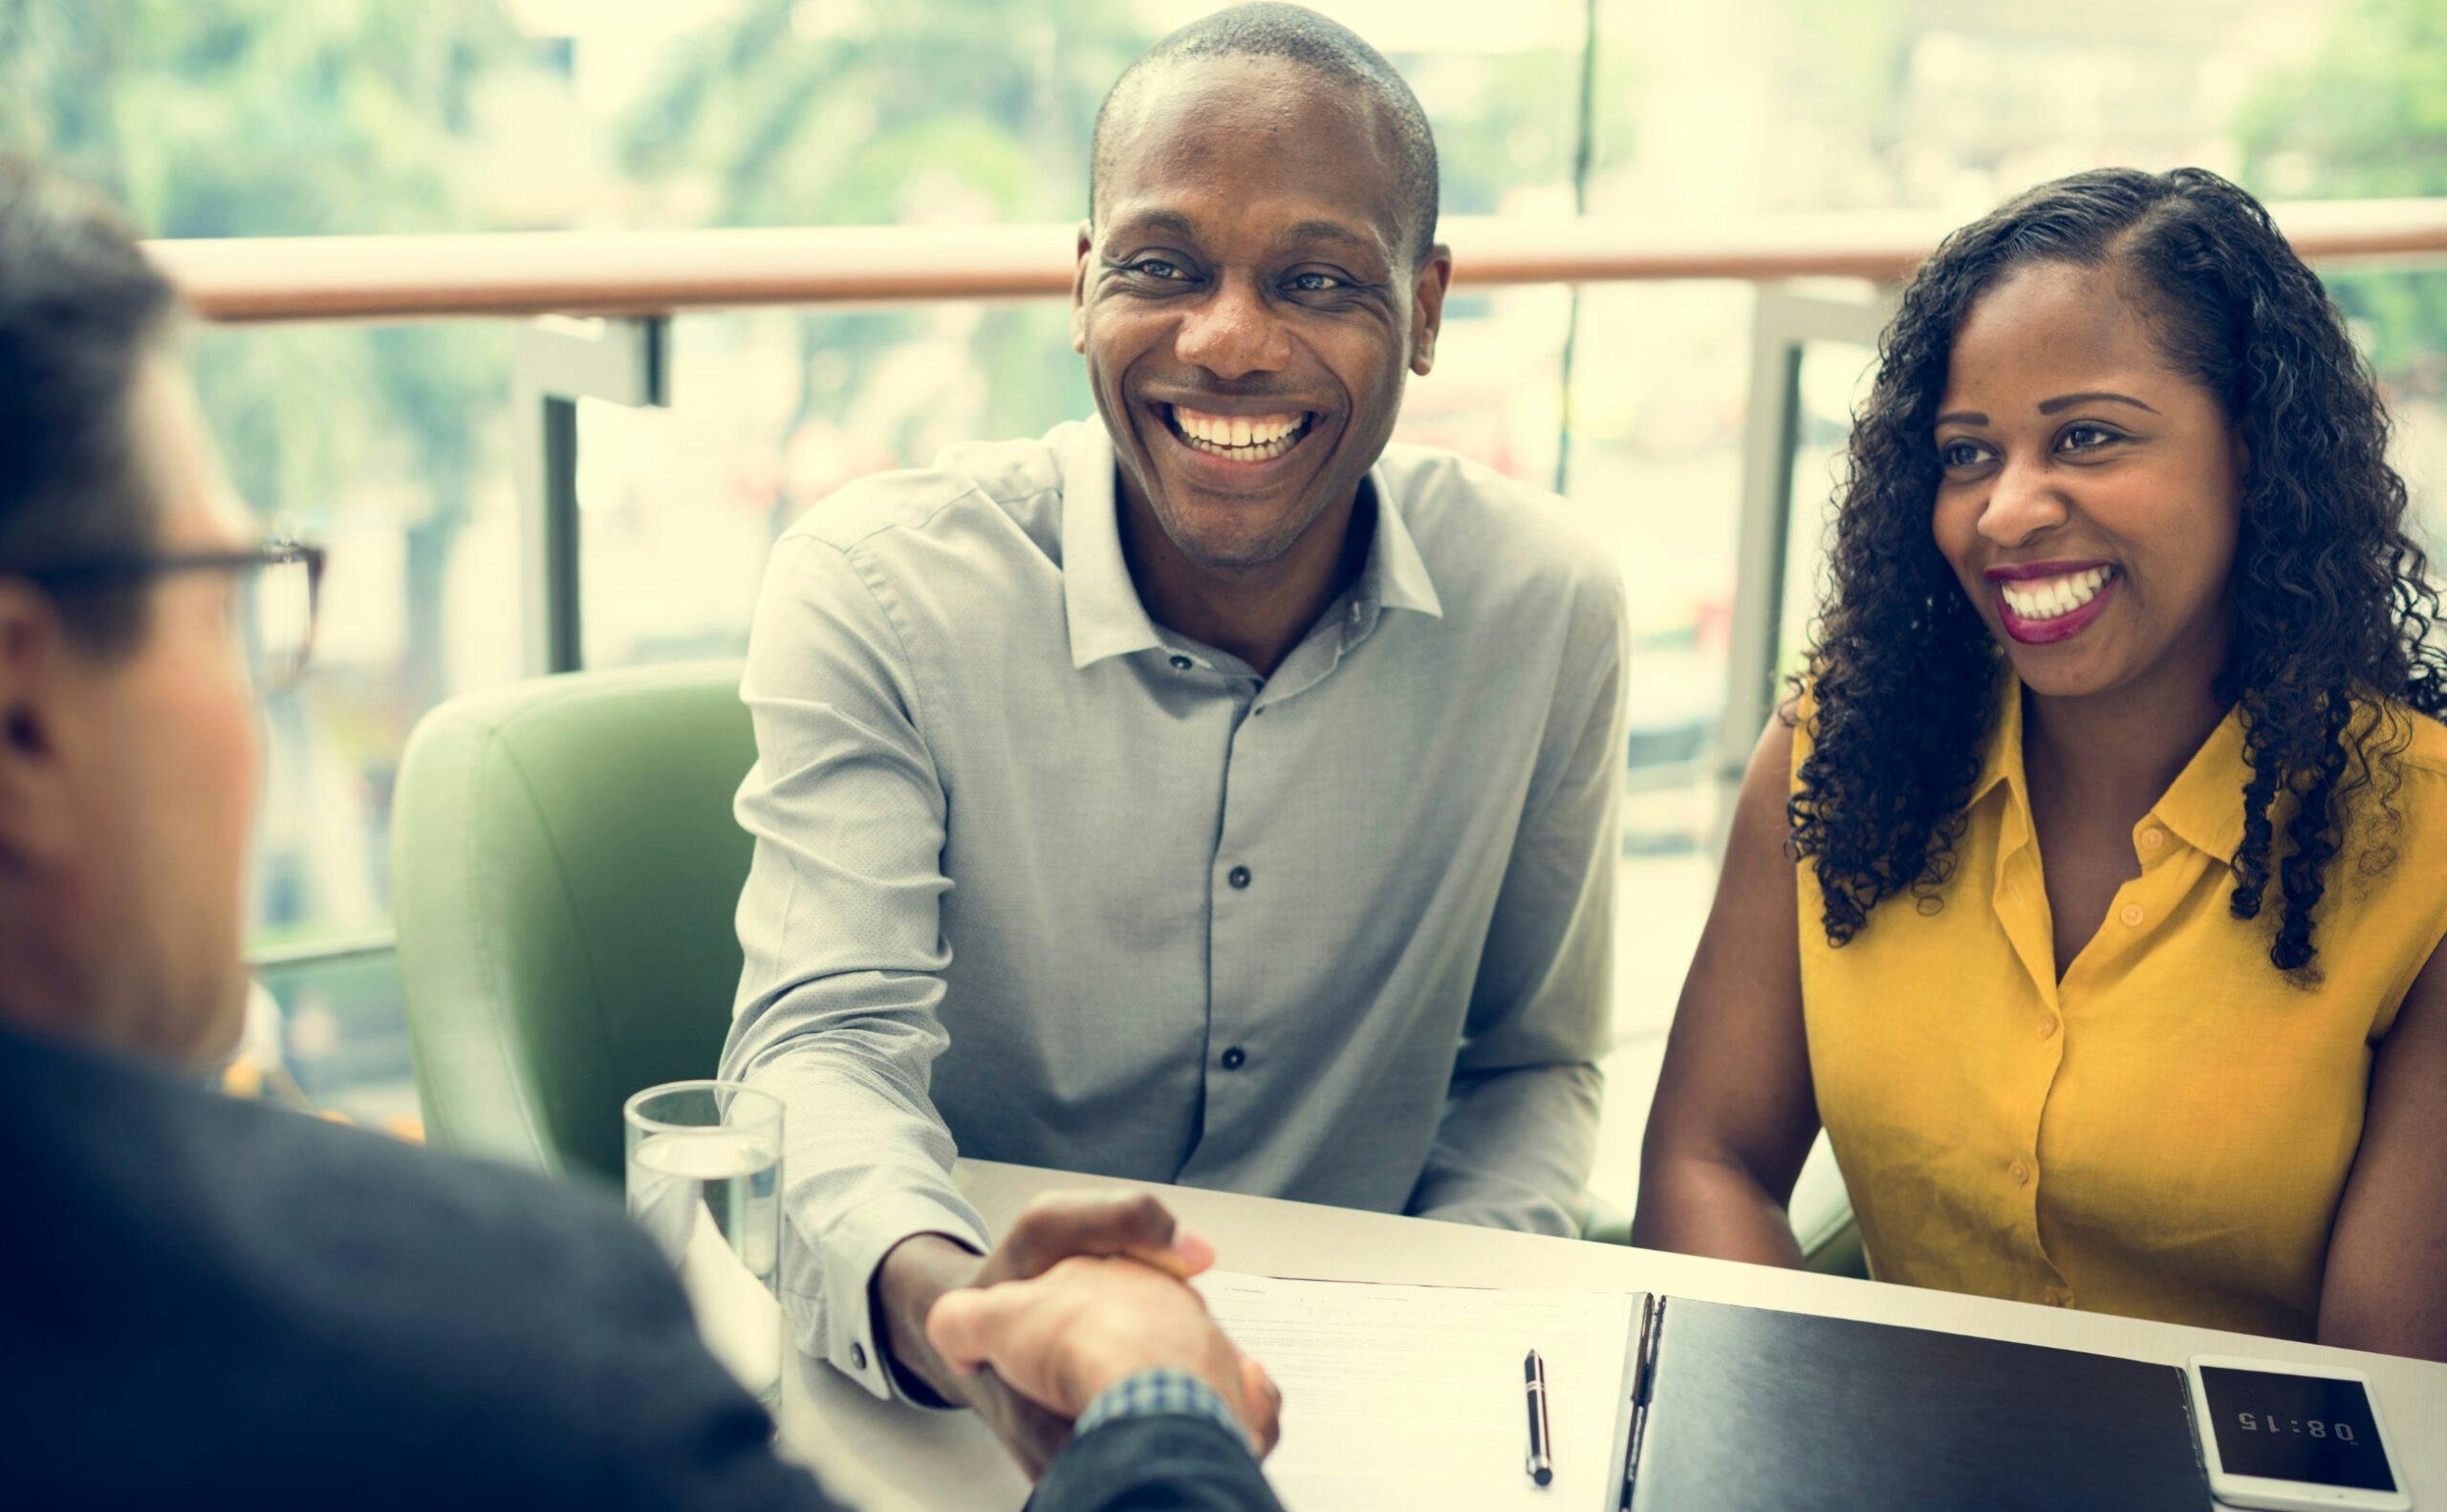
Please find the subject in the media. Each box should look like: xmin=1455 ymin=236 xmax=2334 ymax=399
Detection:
xmin=1968 ymin=667 xmax=2024 ymax=809
xmin=1969 ymin=667 xmax=2250 ymax=865
xmin=1056 ymin=421 xmax=1444 ymax=670
xmin=1354 ymin=474 xmax=1443 ymax=621
xmin=1057 ymin=422 xmax=1165 ymax=669
xmin=2149 ymin=701 xmax=2250 ymax=863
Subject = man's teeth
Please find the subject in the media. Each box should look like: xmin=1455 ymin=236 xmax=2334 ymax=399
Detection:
xmin=1171 ymin=406 xmax=1307 ymax=460
xmin=2000 ymin=566 xmax=2113 ymax=620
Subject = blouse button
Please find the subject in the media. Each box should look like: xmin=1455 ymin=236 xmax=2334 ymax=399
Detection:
xmin=2139 ymin=828 xmax=2165 ymax=851
xmin=2118 ymin=903 xmax=2145 ymax=927
xmin=2009 ymin=1159 xmax=2032 ymax=1185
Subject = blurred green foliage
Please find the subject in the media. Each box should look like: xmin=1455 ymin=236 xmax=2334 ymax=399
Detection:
xmin=613 ymin=0 xmax=1597 ymax=481
xmin=618 ymin=0 xmax=1148 ymax=472
xmin=0 ymin=0 xmax=1595 ymax=764
xmin=0 ymin=0 xmax=517 ymax=716
xmin=2239 ymin=0 xmax=2447 ymax=392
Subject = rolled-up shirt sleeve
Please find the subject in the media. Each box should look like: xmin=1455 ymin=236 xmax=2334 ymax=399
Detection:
xmin=725 ymin=530 xmax=990 ymax=1402
xmin=1407 ymin=565 xmax=1627 ymax=1236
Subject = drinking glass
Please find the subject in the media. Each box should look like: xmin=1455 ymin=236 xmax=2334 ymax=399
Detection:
xmin=624 ymin=1079 xmax=784 ymax=1410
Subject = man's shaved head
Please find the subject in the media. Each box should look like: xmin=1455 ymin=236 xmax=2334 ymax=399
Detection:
xmin=1091 ymin=3 xmax=1440 ymax=266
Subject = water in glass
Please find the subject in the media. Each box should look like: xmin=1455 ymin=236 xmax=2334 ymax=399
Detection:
xmin=624 ymin=1082 xmax=784 ymax=1410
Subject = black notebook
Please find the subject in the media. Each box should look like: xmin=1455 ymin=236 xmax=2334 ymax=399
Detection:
xmin=1623 ymin=1298 xmax=2210 ymax=1511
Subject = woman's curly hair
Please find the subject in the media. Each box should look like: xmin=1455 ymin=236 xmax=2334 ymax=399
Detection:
xmin=1792 ymin=166 xmax=2447 ymax=975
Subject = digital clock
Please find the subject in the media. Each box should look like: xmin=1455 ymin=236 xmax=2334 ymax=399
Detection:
xmin=2233 ymin=1412 xmax=2361 ymax=1443
xmin=2186 ymin=1355 xmax=2407 ymax=1512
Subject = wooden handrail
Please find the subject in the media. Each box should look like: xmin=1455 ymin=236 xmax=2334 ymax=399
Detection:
xmin=147 ymin=201 xmax=2447 ymax=324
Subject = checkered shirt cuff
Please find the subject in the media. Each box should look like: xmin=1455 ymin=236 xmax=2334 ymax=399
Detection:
xmin=1074 ymin=1368 xmax=1245 ymax=1444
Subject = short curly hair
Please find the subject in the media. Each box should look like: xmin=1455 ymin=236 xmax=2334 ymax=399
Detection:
xmin=1792 ymin=166 xmax=2447 ymax=975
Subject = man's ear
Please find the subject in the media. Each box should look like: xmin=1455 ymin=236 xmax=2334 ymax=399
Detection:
xmin=1072 ymin=220 xmax=1094 ymax=355
xmin=0 ymin=582 xmax=79 ymax=872
xmin=1409 ymin=245 xmax=1454 ymax=378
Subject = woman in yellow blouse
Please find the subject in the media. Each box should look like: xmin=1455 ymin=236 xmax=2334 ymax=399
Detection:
xmin=1633 ymin=167 xmax=2447 ymax=1362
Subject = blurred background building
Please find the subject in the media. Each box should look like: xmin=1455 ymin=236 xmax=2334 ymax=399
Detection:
xmin=4 ymin=0 xmax=2440 ymax=1185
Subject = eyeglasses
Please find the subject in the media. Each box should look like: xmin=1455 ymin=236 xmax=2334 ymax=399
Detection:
xmin=19 ymin=537 xmax=327 ymax=694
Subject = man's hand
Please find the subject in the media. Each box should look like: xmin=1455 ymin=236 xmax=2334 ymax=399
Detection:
xmin=927 ymin=1255 xmax=1281 ymax=1456
xmin=870 ymin=1191 xmax=1217 ymax=1475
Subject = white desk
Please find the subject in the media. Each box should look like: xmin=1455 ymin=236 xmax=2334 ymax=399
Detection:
xmin=774 ymin=1161 xmax=2447 ymax=1510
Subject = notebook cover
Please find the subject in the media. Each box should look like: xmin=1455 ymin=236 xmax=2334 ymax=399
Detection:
xmin=1626 ymin=1300 xmax=2210 ymax=1512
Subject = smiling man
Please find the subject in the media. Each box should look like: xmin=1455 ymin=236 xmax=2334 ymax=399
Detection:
xmin=725 ymin=1 xmax=1630 ymax=1466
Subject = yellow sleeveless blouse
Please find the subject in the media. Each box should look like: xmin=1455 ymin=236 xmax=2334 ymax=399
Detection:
xmin=1794 ymin=676 xmax=2447 ymax=1340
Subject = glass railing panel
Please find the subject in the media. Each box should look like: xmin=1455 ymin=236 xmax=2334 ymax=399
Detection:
xmin=249 ymin=948 xmax=418 ymax=1128
xmin=1555 ymin=278 xmax=1760 ymax=1046
xmin=1779 ymin=337 xmax=1879 ymax=677
xmin=198 ymin=319 xmax=518 ymax=1118
xmin=577 ymin=303 xmax=1092 ymax=669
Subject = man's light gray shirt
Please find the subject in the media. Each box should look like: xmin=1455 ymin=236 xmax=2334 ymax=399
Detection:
xmin=725 ymin=421 xmax=1627 ymax=1400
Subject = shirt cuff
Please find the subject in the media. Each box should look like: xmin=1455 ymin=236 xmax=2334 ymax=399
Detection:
xmin=794 ymin=1186 xmax=992 ymax=1406
xmin=1075 ymin=1368 xmax=1246 ymax=1445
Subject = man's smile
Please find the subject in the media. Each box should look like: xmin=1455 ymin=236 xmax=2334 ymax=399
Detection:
xmin=1167 ymin=404 xmax=1312 ymax=459
xmin=1145 ymin=400 xmax=1331 ymax=491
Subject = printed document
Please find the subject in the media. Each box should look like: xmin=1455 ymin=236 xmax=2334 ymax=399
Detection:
xmin=1194 ymin=1271 xmax=1639 ymax=1511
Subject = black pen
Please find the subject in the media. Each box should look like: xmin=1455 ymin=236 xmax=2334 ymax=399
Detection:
xmin=1524 ymin=1348 xmax=1553 ymax=1486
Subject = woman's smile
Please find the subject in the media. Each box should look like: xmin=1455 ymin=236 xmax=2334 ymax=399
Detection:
xmin=1988 ymin=561 xmax=2119 ymax=644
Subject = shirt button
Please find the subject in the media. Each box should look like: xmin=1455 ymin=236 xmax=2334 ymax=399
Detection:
xmin=2118 ymin=903 xmax=2145 ymax=927
xmin=851 ymin=1342 xmax=868 ymax=1371
xmin=2039 ymin=1015 xmax=2060 ymax=1040
xmin=1227 ymin=865 xmax=1251 ymax=889
xmin=1168 ymin=655 xmax=1193 ymax=671
xmin=2009 ymin=1160 xmax=2032 ymax=1185
xmin=2139 ymin=828 xmax=2165 ymax=851
xmin=1221 ymin=1046 xmax=1247 ymax=1070
xmin=2042 ymin=1287 xmax=2068 ymax=1307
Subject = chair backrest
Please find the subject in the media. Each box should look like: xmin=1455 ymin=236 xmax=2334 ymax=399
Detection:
xmin=392 ymin=661 xmax=754 ymax=1184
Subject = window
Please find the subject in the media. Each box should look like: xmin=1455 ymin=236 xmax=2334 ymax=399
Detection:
xmin=7 ymin=0 xmax=2437 ymax=1155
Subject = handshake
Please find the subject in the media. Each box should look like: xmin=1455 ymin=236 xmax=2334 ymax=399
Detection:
xmin=876 ymin=1190 xmax=1284 ymax=1477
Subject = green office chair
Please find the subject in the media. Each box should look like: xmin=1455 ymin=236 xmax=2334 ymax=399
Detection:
xmin=393 ymin=660 xmax=756 ymax=1186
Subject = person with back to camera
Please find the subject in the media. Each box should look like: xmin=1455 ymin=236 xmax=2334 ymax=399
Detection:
xmin=1634 ymin=167 xmax=2447 ymax=1363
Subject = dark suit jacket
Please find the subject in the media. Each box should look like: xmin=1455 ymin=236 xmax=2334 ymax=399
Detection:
xmin=0 ymin=1025 xmax=1283 ymax=1511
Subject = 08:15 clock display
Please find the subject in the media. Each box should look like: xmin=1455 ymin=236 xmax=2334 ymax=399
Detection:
xmin=2236 ymin=1412 xmax=2359 ymax=1442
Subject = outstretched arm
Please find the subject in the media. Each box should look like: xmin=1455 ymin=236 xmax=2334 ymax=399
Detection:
xmin=725 ymin=532 xmax=990 ymax=1399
